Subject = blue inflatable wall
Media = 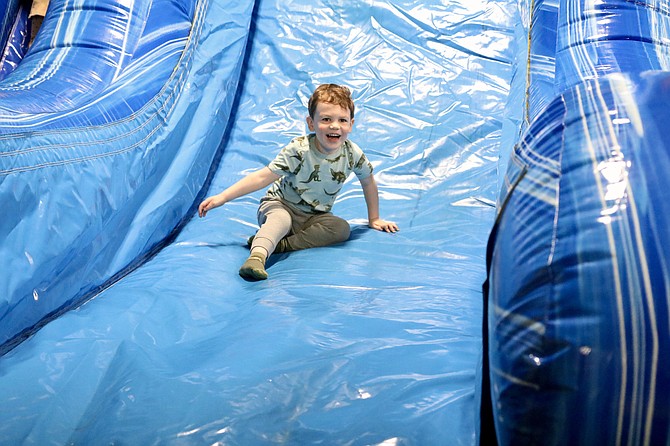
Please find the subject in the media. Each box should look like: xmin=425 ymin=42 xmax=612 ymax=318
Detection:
xmin=485 ymin=0 xmax=670 ymax=444
xmin=0 ymin=0 xmax=253 ymax=352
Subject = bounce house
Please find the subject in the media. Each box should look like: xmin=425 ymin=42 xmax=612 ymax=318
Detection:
xmin=0 ymin=0 xmax=668 ymax=444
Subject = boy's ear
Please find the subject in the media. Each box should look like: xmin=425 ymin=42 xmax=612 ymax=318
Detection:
xmin=306 ymin=115 xmax=315 ymax=132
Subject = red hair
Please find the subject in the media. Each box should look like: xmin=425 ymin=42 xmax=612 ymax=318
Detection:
xmin=308 ymin=84 xmax=355 ymax=119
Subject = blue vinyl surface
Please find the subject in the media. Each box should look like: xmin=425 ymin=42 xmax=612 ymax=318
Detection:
xmin=3 ymin=0 xmax=668 ymax=444
xmin=0 ymin=1 xmax=518 ymax=444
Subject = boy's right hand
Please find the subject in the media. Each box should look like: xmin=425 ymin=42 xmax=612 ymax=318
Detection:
xmin=198 ymin=194 xmax=224 ymax=218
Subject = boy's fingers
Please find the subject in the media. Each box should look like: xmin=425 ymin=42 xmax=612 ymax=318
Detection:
xmin=198 ymin=202 xmax=208 ymax=218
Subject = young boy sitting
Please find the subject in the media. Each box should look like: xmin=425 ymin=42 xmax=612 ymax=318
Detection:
xmin=198 ymin=83 xmax=398 ymax=280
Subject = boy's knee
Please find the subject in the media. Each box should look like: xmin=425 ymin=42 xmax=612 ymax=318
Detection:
xmin=330 ymin=218 xmax=350 ymax=243
xmin=291 ymin=215 xmax=350 ymax=250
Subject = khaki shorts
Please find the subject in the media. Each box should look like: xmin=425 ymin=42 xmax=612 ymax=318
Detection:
xmin=257 ymin=199 xmax=350 ymax=251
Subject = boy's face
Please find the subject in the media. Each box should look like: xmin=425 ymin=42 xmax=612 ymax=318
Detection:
xmin=306 ymin=102 xmax=354 ymax=154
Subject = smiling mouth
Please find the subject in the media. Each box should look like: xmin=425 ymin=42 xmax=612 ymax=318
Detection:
xmin=326 ymin=133 xmax=341 ymax=139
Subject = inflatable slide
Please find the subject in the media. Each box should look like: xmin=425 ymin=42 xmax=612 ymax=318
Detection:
xmin=1 ymin=0 xmax=668 ymax=444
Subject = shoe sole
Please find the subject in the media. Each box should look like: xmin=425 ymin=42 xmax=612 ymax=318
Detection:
xmin=239 ymin=266 xmax=268 ymax=280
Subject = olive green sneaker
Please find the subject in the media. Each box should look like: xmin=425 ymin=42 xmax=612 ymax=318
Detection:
xmin=239 ymin=254 xmax=268 ymax=280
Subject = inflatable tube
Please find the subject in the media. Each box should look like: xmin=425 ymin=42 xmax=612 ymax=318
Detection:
xmin=485 ymin=0 xmax=670 ymax=444
xmin=0 ymin=0 xmax=26 ymax=80
xmin=0 ymin=0 xmax=255 ymax=353
xmin=0 ymin=0 xmax=20 ymax=52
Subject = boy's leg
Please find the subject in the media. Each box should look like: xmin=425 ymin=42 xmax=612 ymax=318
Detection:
xmin=251 ymin=200 xmax=293 ymax=256
xmin=240 ymin=200 xmax=292 ymax=280
xmin=29 ymin=0 xmax=49 ymax=46
xmin=281 ymin=213 xmax=350 ymax=251
xmin=30 ymin=0 xmax=50 ymax=17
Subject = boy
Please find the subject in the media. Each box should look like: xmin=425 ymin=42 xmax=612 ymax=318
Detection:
xmin=198 ymin=84 xmax=398 ymax=280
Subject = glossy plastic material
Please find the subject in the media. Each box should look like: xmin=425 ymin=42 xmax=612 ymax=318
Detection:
xmin=0 ymin=0 xmax=26 ymax=80
xmin=486 ymin=0 xmax=670 ymax=444
xmin=0 ymin=0 xmax=253 ymax=351
xmin=0 ymin=0 xmax=20 ymax=53
xmin=0 ymin=1 xmax=517 ymax=444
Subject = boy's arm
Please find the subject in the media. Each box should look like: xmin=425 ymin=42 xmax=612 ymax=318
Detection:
xmin=198 ymin=167 xmax=280 ymax=217
xmin=360 ymin=174 xmax=399 ymax=233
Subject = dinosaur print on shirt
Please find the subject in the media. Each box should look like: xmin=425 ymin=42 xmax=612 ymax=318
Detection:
xmin=301 ymin=164 xmax=321 ymax=183
xmin=324 ymin=187 xmax=342 ymax=197
xmin=330 ymin=168 xmax=347 ymax=184
xmin=289 ymin=153 xmax=305 ymax=175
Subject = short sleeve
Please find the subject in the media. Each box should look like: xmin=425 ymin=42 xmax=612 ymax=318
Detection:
xmin=267 ymin=136 xmax=310 ymax=177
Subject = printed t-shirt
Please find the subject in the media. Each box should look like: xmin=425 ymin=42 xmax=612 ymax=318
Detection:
xmin=265 ymin=134 xmax=373 ymax=213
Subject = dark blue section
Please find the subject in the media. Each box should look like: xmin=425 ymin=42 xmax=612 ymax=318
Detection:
xmin=488 ymin=0 xmax=670 ymax=443
xmin=0 ymin=0 xmax=21 ymax=52
xmin=0 ymin=0 xmax=28 ymax=80
xmin=491 ymin=75 xmax=670 ymax=445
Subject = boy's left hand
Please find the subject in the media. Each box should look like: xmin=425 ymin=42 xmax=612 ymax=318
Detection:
xmin=369 ymin=218 xmax=399 ymax=233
